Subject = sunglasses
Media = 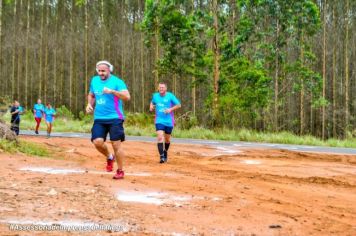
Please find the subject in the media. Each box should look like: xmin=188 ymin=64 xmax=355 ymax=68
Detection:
xmin=98 ymin=70 xmax=106 ymax=73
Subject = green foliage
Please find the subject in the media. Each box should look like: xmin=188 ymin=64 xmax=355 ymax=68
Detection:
xmin=142 ymin=0 xmax=209 ymax=83
xmin=125 ymin=113 xmax=154 ymax=127
xmin=176 ymin=112 xmax=198 ymax=130
xmin=78 ymin=111 xmax=93 ymax=123
xmin=219 ymin=56 xmax=272 ymax=126
xmin=0 ymin=139 xmax=50 ymax=157
xmin=56 ymin=105 xmax=75 ymax=120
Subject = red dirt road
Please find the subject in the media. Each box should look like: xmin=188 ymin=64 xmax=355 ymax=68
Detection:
xmin=0 ymin=136 xmax=355 ymax=235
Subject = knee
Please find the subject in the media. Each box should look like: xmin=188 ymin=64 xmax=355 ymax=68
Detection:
xmin=164 ymin=135 xmax=171 ymax=143
xmin=93 ymin=138 xmax=104 ymax=147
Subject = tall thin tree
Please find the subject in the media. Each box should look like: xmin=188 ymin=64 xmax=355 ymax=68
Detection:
xmin=212 ymin=0 xmax=220 ymax=123
xmin=344 ymin=0 xmax=350 ymax=136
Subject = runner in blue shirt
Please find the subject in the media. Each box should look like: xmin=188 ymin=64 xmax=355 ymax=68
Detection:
xmin=10 ymin=100 xmax=24 ymax=136
xmin=86 ymin=60 xmax=130 ymax=180
xmin=33 ymin=99 xmax=45 ymax=134
xmin=150 ymin=82 xmax=181 ymax=163
xmin=44 ymin=103 xmax=56 ymax=138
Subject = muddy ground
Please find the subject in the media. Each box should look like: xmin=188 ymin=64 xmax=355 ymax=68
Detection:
xmin=0 ymin=136 xmax=355 ymax=235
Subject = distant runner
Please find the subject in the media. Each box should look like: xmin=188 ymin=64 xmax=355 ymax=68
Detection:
xmin=86 ymin=60 xmax=130 ymax=179
xmin=10 ymin=100 xmax=24 ymax=136
xmin=33 ymin=99 xmax=45 ymax=134
xmin=150 ymin=82 xmax=181 ymax=163
xmin=44 ymin=103 xmax=56 ymax=138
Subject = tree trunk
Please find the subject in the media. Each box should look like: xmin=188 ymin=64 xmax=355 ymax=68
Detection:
xmin=44 ymin=0 xmax=49 ymax=103
xmin=139 ymin=0 xmax=145 ymax=112
xmin=300 ymin=32 xmax=305 ymax=135
xmin=322 ymin=0 xmax=327 ymax=139
xmin=84 ymin=0 xmax=89 ymax=97
xmin=274 ymin=18 xmax=279 ymax=132
xmin=332 ymin=4 xmax=337 ymax=138
xmin=11 ymin=0 xmax=17 ymax=99
xmin=121 ymin=2 xmax=126 ymax=78
xmin=24 ymin=0 xmax=30 ymax=107
xmin=154 ymin=23 xmax=159 ymax=85
xmin=212 ymin=0 xmax=220 ymax=123
xmin=0 ymin=0 xmax=2 ymax=95
xmin=69 ymin=0 xmax=74 ymax=110
xmin=344 ymin=0 xmax=349 ymax=137
xmin=16 ymin=0 xmax=23 ymax=101
xmin=100 ymin=0 xmax=105 ymax=58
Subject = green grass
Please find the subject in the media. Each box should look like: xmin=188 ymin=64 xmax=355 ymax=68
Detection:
xmin=1 ymin=110 xmax=356 ymax=148
xmin=0 ymin=139 xmax=50 ymax=157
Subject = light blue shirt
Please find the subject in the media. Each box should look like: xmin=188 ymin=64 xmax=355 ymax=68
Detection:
xmin=89 ymin=75 xmax=128 ymax=120
xmin=151 ymin=92 xmax=180 ymax=127
xmin=34 ymin=104 xmax=45 ymax=118
xmin=44 ymin=108 xmax=56 ymax=123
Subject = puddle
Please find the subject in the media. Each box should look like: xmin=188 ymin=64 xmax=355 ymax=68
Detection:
xmin=116 ymin=191 xmax=165 ymax=205
xmin=241 ymin=160 xmax=262 ymax=165
xmin=216 ymin=146 xmax=241 ymax=154
xmin=116 ymin=190 xmax=221 ymax=205
xmin=19 ymin=167 xmax=84 ymax=174
xmin=19 ymin=167 xmax=152 ymax=176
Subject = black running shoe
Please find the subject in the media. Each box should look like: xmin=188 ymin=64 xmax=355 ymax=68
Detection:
xmin=159 ymin=155 xmax=165 ymax=164
xmin=163 ymin=151 xmax=168 ymax=163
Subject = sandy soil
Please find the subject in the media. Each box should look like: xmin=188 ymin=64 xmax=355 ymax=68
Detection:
xmin=0 ymin=136 xmax=355 ymax=235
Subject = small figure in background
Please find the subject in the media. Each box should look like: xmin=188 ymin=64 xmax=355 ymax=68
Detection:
xmin=150 ymin=82 xmax=181 ymax=164
xmin=33 ymin=99 xmax=45 ymax=134
xmin=44 ymin=102 xmax=56 ymax=138
xmin=10 ymin=100 xmax=24 ymax=136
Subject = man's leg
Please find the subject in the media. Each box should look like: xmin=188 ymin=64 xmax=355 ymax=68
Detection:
xmin=157 ymin=130 xmax=165 ymax=163
xmin=112 ymin=141 xmax=124 ymax=171
xmin=109 ymin=119 xmax=126 ymax=179
xmin=46 ymin=122 xmax=52 ymax=137
xmin=92 ymin=138 xmax=111 ymax=158
xmin=35 ymin=118 xmax=41 ymax=134
xmin=163 ymin=133 xmax=171 ymax=162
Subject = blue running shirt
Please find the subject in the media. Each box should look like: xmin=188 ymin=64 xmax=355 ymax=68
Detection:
xmin=34 ymin=104 xmax=45 ymax=118
xmin=89 ymin=75 xmax=128 ymax=120
xmin=151 ymin=92 xmax=180 ymax=127
xmin=44 ymin=108 xmax=56 ymax=123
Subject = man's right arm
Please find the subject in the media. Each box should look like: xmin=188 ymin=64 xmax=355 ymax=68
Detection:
xmin=86 ymin=93 xmax=95 ymax=114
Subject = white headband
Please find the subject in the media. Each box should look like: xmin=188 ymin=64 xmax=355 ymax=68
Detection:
xmin=96 ymin=60 xmax=114 ymax=72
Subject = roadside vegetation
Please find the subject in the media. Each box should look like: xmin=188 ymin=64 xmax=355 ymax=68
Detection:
xmin=0 ymin=139 xmax=50 ymax=157
xmin=1 ymin=107 xmax=356 ymax=149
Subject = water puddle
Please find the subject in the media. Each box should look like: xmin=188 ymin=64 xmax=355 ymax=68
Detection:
xmin=241 ymin=160 xmax=262 ymax=165
xmin=19 ymin=167 xmax=152 ymax=176
xmin=216 ymin=146 xmax=241 ymax=154
xmin=116 ymin=190 xmax=221 ymax=206
xmin=116 ymin=191 xmax=165 ymax=205
xmin=19 ymin=167 xmax=84 ymax=174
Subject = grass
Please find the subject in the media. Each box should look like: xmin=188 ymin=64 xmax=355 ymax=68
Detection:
xmin=0 ymin=139 xmax=50 ymax=157
xmin=1 ymin=110 xmax=356 ymax=149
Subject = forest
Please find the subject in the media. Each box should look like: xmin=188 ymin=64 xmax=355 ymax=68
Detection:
xmin=0 ymin=0 xmax=354 ymax=139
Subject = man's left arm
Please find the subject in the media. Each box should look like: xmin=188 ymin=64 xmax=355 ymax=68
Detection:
xmin=165 ymin=95 xmax=181 ymax=113
xmin=103 ymin=83 xmax=131 ymax=101
xmin=112 ymin=90 xmax=131 ymax=101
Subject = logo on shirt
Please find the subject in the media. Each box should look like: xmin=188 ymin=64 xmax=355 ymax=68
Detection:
xmin=97 ymin=98 xmax=106 ymax=105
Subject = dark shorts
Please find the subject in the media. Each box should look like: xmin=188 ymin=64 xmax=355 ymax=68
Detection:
xmin=155 ymin=123 xmax=173 ymax=134
xmin=91 ymin=119 xmax=125 ymax=142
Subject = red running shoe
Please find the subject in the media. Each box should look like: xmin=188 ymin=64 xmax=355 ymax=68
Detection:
xmin=113 ymin=169 xmax=124 ymax=179
xmin=106 ymin=156 xmax=115 ymax=172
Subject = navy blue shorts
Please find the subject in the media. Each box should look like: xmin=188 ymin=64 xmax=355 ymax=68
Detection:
xmin=91 ymin=119 xmax=125 ymax=142
xmin=155 ymin=123 xmax=173 ymax=134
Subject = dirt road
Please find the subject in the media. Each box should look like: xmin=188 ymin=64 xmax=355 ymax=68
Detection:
xmin=0 ymin=136 xmax=355 ymax=235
